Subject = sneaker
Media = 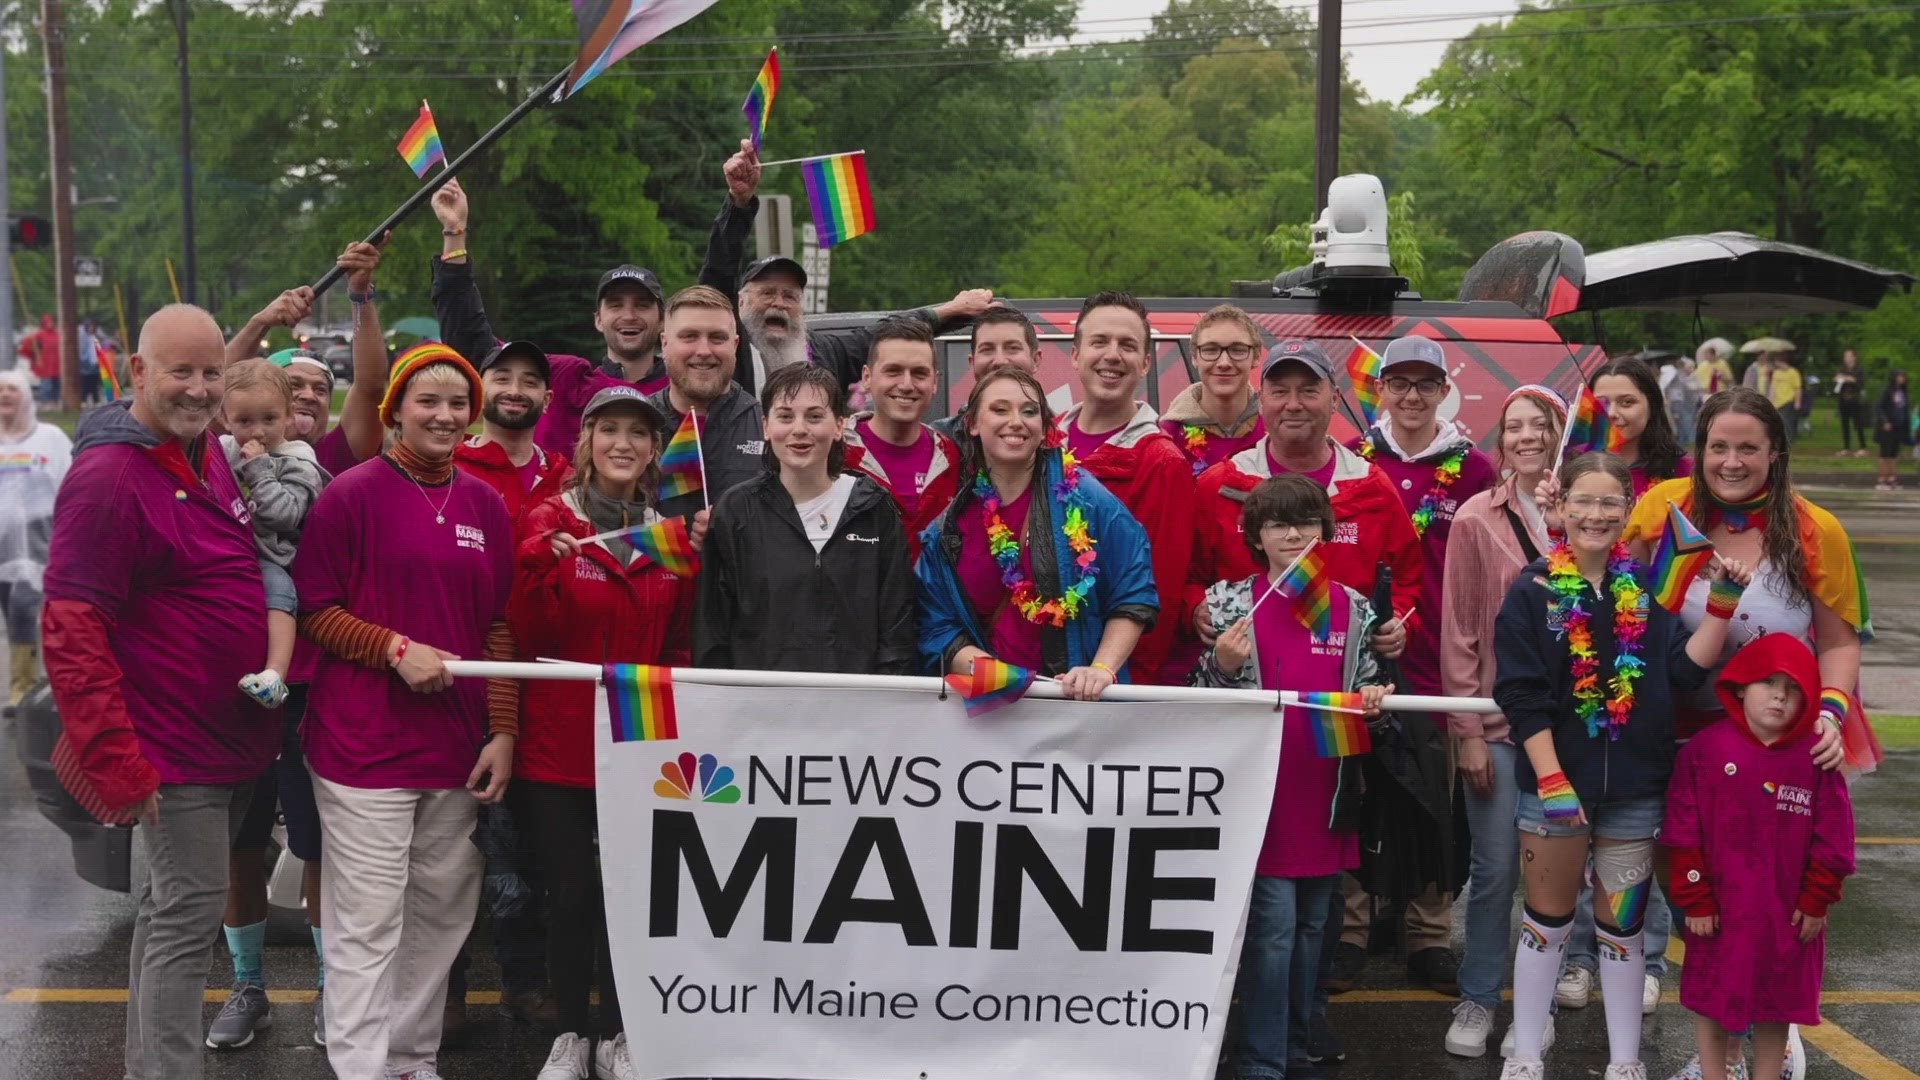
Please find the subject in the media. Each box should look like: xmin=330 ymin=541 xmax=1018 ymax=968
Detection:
xmin=1663 ymin=1057 xmax=1704 ymax=1080
xmin=1782 ymin=1025 xmax=1806 ymax=1080
xmin=397 ymin=1071 xmax=445 ymax=1080
xmin=1729 ymin=1059 xmax=1750 ymax=1080
xmin=312 ymin=988 xmax=327 ymax=1048
xmin=205 ymin=983 xmax=272 ymax=1049
xmin=1643 ymin=972 xmax=1661 ymax=1015
xmin=1500 ymin=1012 xmax=1555 ymax=1058
xmin=1604 ymin=1062 xmax=1650 ymax=1080
xmin=593 ymin=1032 xmax=636 ymax=1080
xmin=239 ymin=670 xmax=289 ymax=708
xmin=1554 ymin=965 xmax=1594 ymax=1009
xmin=1499 ymin=1058 xmax=1546 ymax=1080
xmin=538 ymin=1032 xmax=593 ymax=1080
xmin=1408 ymin=946 xmax=1460 ymax=996
xmin=1444 ymin=1000 xmax=1494 ymax=1058
xmin=1306 ymin=1013 xmax=1344 ymax=1063
xmin=1324 ymin=941 xmax=1366 ymax=994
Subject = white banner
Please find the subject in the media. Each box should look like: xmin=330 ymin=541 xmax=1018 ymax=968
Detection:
xmin=595 ymin=679 xmax=1285 ymax=1080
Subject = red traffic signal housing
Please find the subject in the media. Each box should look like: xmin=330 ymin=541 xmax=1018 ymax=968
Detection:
xmin=8 ymin=213 xmax=53 ymax=250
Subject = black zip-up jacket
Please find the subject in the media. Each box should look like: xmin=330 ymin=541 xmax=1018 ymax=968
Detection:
xmin=1493 ymin=557 xmax=1711 ymax=802
xmin=646 ymin=385 xmax=764 ymax=521
xmin=693 ymin=472 xmax=917 ymax=675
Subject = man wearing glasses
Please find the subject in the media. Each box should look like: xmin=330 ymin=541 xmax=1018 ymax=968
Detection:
xmin=1159 ymin=304 xmax=1268 ymax=477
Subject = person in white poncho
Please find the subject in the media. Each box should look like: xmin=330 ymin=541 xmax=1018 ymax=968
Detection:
xmin=0 ymin=369 xmax=73 ymax=712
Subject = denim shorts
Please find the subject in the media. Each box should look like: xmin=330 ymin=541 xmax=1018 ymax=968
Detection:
xmin=260 ymin=559 xmax=298 ymax=616
xmin=1515 ymin=791 xmax=1663 ymax=841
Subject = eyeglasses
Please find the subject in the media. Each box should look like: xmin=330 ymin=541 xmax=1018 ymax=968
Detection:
xmin=747 ymin=285 xmax=804 ymax=305
xmin=1383 ymin=376 xmax=1446 ymax=398
xmin=1565 ymin=495 xmax=1630 ymax=515
xmin=1195 ymin=343 xmax=1257 ymax=362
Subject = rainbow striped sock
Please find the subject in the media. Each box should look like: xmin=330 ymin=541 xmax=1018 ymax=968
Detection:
xmin=1538 ymin=771 xmax=1581 ymax=823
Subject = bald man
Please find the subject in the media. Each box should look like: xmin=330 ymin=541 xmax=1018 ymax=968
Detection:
xmin=43 ymin=304 xmax=278 ymax=1080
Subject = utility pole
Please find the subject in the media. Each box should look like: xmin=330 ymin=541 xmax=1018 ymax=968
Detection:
xmin=172 ymin=0 xmax=196 ymax=304
xmin=1 ymin=43 xmax=14 ymax=357
xmin=41 ymin=0 xmax=81 ymax=411
xmin=1313 ymin=0 xmax=1342 ymax=212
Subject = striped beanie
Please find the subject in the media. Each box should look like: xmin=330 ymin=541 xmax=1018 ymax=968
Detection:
xmin=379 ymin=342 xmax=483 ymax=427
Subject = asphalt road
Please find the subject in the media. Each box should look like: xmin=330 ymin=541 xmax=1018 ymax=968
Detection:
xmin=1 ymin=488 xmax=1914 ymax=1080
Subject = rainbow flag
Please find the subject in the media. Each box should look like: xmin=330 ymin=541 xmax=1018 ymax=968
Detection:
xmin=1345 ymin=340 xmax=1383 ymax=426
xmin=741 ymin=48 xmax=780 ymax=152
xmin=396 ymin=101 xmax=446 ymax=178
xmin=626 ymin=515 xmax=700 ymax=578
xmin=657 ymin=410 xmax=704 ymax=500
xmin=1649 ymin=503 xmax=1716 ymax=613
xmin=1295 ymin=691 xmax=1368 ymax=713
xmin=604 ymin=663 xmax=678 ymax=742
xmin=1275 ymin=544 xmax=1334 ymax=641
xmin=944 ymin=659 xmax=1037 ymax=719
xmin=802 ymin=152 xmax=876 ymax=248
xmin=1564 ymin=383 xmax=1626 ymax=456
xmin=1309 ymin=709 xmax=1372 ymax=758
xmin=565 ymin=0 xmax=723 ymax=98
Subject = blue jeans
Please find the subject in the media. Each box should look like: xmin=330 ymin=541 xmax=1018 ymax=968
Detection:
xmin=1459 ymin=740 xmax=1519 ymax=1009
xmin=1567 ymin=876 xmax=1671 ymax=978
xmin=1227 ymin=874 xmax=1340 ymax=1079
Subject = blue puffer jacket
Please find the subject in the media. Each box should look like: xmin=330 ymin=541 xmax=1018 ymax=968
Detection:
xmin=914 ymin=450 xmax=1159 ymax=678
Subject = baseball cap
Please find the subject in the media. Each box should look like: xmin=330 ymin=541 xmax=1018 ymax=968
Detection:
xmin=267 ymin=347 xmax=334 ymax=384
xmin=1380 ymin=336 xmax=1447 ymax=375
xmin=581 ymin=384 xmax=665 ymax=433
xmin=1260 ymin=339 xmax=1334 ymax=382
xmin=739 ymin=255 xmax=808 ymax=291
xmin=479 ymin=339 xmax=551 ymax=383
xmin=597 ymin=265 xmax=663 ymax=303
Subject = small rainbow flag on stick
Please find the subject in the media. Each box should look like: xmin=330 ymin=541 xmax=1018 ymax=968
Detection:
xmin=802 ymin=151 xmax=876 ymax=248
xmin=742 ymin=47 xmax=780 ymax=152
xmin=1301 ymin=700 xmax=1372 ymax=758
xmin=396 ymin=100 xmax=446 ymax=178
xmin=604 ymin=663 xmax=678 ymax=742
xmin=944 ymin=658 xmax=1038 ymax=719
xmin=1650 ymin=503 xmax=1716 ymax=613
xmin=657 ymin=411 xmax=705 ymax=501
xmin=627 ymin=515 xmax=700 ymax=578
xmin=1274 ymin=542 xmax=1334 ymax=641
xmin=1346 ymin=337 xmax=1383 ymax=427
xmin=1563 ymin=383 xmax=1626 ymax=457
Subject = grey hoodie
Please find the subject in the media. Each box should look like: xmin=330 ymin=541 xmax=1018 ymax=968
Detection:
xmin=219 ymin=435 xmax=330 ymax=567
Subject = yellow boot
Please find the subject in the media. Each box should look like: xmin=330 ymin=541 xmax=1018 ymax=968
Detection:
xmin=10 ymin=642 xmax=37 ymax=704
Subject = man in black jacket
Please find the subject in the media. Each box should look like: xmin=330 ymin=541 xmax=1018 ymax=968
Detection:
xmin=647 ymin=285 xmax=764 ymax=520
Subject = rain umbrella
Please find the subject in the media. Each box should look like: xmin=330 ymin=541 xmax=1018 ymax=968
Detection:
xmin=385 ymin=316 xmax=441 ymax=341
xmin=1575 ymin=232 xmax=1913 ymax=319
xmin=1741 ymin=336 xmax=1795 ymax=354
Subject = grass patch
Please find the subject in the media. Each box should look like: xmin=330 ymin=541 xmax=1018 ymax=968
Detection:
xmin=1873 ymin=714 xmax=1920 ymax=751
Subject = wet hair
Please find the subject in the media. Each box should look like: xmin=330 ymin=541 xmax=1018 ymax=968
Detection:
xmin=1191 ymin=303 xmax=1263 ymax=349
xmin=1691 ymin=387 xmax=1809 ymax=608
xmin=760 ymin=363 xmax=849 ymax=477
xmin=865 ymin=316 xmax=935 ymax=367
xmin=1557 ymin=450 xmax=1633 ymax=500
xmin=1240 ymin=475 xmax=1335 ymax=566
xmin=223 ymin=357 xmax=294 ymax=410
xmin=1073 ymin=290 xmax=1152 ymax=348
xmin=1589 ymin=356 xmax=1684 ymax=481
xmin=953 ymin=367 xmax=1055 ymax=511
xmin=969 ymin=305 xmax=1038 ymax=354
xmin=568 ymin=403 xmax=661 ymax=507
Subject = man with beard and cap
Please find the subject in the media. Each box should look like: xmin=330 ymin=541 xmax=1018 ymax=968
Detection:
xmin=703 ymin=141 xmax=997 ymax=397
xmin=454 ymin=340 xmax=572 ymax=522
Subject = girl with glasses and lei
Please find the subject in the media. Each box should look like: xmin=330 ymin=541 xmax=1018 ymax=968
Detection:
xmin=917 ymin=368 xmax=1159 ymax=701
xmin=1590 ymin=356 xmax=1694 ymax=498
xmin=1492 ymin=451 xmax=1753 ymax=1080
xmin=1158 ymin=305 xmax=1267 ymax=478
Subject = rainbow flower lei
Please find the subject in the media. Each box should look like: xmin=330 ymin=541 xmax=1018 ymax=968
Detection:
xmin=1359 ymin=435 xmax=1468 ymax=538
xmin=976 ymin=439 xmax=1100 ymax=627
xmin=1546 ymin=541 xmax=1646 ymax=741
xmin=1182 ymin=425 xmax=1209 ymax=477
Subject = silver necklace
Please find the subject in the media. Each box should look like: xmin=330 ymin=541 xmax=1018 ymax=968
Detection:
xmin=406 ymin=471 xmax=455 ymax=524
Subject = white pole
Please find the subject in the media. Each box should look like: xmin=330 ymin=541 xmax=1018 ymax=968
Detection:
xmin=754 ymin=149 xmax=866 ymax=169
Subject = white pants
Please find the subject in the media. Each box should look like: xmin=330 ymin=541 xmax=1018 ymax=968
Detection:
xmin=313 ymin=775 xmax=481 ymax=1080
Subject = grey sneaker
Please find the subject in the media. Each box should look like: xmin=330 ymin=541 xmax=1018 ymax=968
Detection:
xmin=312 ymin=988 xmax=327 ymax=1047
xmin=205 ymin=982 xmax=272 ymax=1048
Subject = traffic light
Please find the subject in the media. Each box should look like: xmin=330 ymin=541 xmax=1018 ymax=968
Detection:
xmin=8 ymin=213 xmax=53 ymax=250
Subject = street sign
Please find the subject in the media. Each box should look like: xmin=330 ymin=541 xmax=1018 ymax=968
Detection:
xmin=801 ymin=223 xmax=830 ymax=314
xmin=74 ymin=256 xmax=103 ymax=288
xmin=753 ymin=194 xmax=794 ymax=260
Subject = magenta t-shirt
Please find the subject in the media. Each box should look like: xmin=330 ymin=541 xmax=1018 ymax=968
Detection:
xmin=310 ymin=423 xmax=362 ymax=479
xmin=855 ymin=419 xmax=936 ymax=517
xmin=955 ymin=488 xmax=1045 ymax=669
xmin=1065 ymin=417 xmax=1118 ymax=463
xmin=1159 ymin=417 xmax=1265 ymax=476
xmin=1632 ymin=454 xmax=1694 ymax=498
xmin=1267 ymin=447 xmax=1336 ymax=488
xmin=1252 ymin=589 xmax=1359 ymax=878
xmin=291 ymin=458 xmax=515 ymax=789
xmin=516 ymin=454 xmax=542 ymax=493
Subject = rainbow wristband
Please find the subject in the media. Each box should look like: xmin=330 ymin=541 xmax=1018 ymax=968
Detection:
xmin=1819 ymin=687 xmax=1851 ymax=729
xmin=1704 ymin=576 xmax=1746 ymax=621
xmin=1538 ymin=770 xmax=1581 ymax=823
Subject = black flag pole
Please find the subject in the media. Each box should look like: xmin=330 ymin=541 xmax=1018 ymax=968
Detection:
xmin=310 ymin=65 xmax=571 ymax=296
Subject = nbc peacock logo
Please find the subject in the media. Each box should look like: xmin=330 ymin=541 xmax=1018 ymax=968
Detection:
xmin=655 ymin=751 xmax=742 ymax=804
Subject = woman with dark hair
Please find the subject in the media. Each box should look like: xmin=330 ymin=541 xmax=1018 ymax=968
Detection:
xmin=509 ymin=384 xmax=693 ymax=1080
xmin=1876 ymin=369 xmax=1911 ymax=491
xmin=916 ymin=367 xmax=1159 ymax=699
xmin=694 ymin=363 xmax=915 ymax=674
xmin=1591 ymin=356 xmax=1692 ymax=497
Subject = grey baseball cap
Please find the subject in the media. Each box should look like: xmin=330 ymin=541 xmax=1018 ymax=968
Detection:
xmin=1380 ymin=336 xmax=1447 ymax=375
xmin=1260 ymin=339 xmax=1334 ymax=382
xmin=581 ymin=384 xmax=665 ymax=434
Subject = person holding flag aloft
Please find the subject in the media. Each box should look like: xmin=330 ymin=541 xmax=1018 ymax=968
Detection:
xmin=646 ymin=285 xmax=765 ymax=521
xmin=842 ymin=318 xmax=963 ymax=559
xmin=916 ymin=368 xmax=1159 ymax=700
xmin=1190 ymin=473 xmax=1393 ymax=1080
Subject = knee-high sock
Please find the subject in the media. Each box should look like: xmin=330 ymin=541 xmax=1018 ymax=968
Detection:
xmin=1511 ymin=906 xmax=1574 ymax=1062
xmin=224 ymin=919 xmax=266 ymax=988
xmin=311 ymin=925 xmax=325 ymax=991
xmin=1595 ymin=919 xmax=1646 ymax=1065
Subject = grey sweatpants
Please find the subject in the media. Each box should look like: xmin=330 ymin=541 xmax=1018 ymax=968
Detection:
xmin=124 ymin=782 xmax=253 ymax=1080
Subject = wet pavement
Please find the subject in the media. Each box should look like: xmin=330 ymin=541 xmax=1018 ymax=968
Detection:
xmin=1 ymin=490 xmax=1915 ymax=1080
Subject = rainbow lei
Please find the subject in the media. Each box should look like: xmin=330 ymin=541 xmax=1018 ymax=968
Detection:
xmin=1359 ymin=435 xmax=1468 ymax=538
xmin=976 ymin=445 xmax=1100 ymax=627
xmin=1546 ymin=541 xmax=1647 ymax=741
xmin=1182 ymin=425 xmax=1208 ymax=477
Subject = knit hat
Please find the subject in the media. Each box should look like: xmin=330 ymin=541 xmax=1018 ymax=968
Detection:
xmin=1714 ymin=633 xmax=1821 ymax=748
xmin=380 ymin=342 xmax=483 ymax=427
xmin=1503 ymin=383 xmax=1568 ymax=421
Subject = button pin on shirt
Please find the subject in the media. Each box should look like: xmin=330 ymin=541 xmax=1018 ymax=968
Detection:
xmin=174 ymin=489 xmax=187 ymax=501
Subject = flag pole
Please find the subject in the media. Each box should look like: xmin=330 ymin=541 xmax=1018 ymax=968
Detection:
xmin=1245 ymin=538 xmax=1319 ymax=620
xmin=691 ymin=408 xmax=711 ymax=508
xmin=754 ymin=149 xmax=866 ymax=169
xmin=310 ymin=65 xmax=571 ymax=297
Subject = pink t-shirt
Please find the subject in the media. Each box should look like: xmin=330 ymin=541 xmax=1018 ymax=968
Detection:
xmin=1267 ymin=447 xmax=1337 ymax=488
xmin=291 ymin=458 xmax=515 ymax=789
xmin=1065 ymin=417 xmax=1119 ymax=463
xmin=291 ymin=424 xmax=372 ymax=685
xmin=1160 ymin=417 xmax=1266 ymax=476
xmin=517 ymin=453 xmax=542 ymax=493
xmin=1252 ymin=587 xmax=1359 ymax=878
xmin=955 ymin=487 xmax=1045 ymax=670
xmin=856 ymin=419 xmax=936 ymax=517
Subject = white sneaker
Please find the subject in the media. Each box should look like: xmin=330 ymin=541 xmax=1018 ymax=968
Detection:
xmin=1782 ymin=1025 xmax=1806 ymax=1080
xmin=1445 ymin=1000 xmax=1494 ymax=1058
xmin=1605 ymin=1062 xmax=1651 ymax=1080
xmin=1500 ymin=1013 xmax=1556 ymax=1058
xmin=1500 ymin=1058 xmax=1546 ymax=1080
xmin=1643 ymin=972 xmax=1661 ymax=1014
xmin=593 ymin=1032 xmax=636 ymax=1080
xmin=537 ymin=1032 xmax=592 ymax=1080
xmin=1555 ymin=965 xmax=1594 ymax=1008
xmin=240 ymin=670 xmax=289 ymax=708
xmin=397 ymin=1070 xmax=445 ymax=1080
xmin=1664 ymin=1058 xmax=1705 ymax=1080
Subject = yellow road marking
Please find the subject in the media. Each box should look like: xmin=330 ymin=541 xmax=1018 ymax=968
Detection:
xmin=1669 ymin=934 xmax=1686 ymax=966
xmin=1858 ymin=838 xmax=1920 ymax=845
xmin=1802 ymin=1014 xmax=1920 ymax=1080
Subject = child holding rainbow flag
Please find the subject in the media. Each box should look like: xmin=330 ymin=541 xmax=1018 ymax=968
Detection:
xmin=1190 ymin=474 xmax=1391 ymax=1080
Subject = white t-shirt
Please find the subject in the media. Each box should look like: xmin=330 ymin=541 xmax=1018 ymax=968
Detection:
xmin=792 ymin=474 xmax=858 ymax=554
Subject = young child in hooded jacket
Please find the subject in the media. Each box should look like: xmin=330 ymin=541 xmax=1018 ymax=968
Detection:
xmin=1665 ymin=632 xmax=1855 ymax=1080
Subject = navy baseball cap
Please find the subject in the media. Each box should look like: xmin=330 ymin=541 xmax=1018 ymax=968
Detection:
xmin=1380 ymin=336 xmax=1447 ymax=374
xmin=1260 ymin=339 xmax=1334 ymax=382
xmin=739 ymin=255 xmax=808 ymax=290
xmin=597 ymin=265 xmax=663 ymax=303
xmin=478 ymin=340 xmax=551 ymax=383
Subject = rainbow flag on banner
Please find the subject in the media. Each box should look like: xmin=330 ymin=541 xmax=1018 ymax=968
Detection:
xmin=1564 ymin=383 xmax=1626 ymax=456
xmin=1310 ymin=709 xmax=1372 ymax=758
xmin=944 ymin=658 xmax=1038 ymax=719
xmin=565 ymin=0 xmax=723 ymax=98
xmin=396 ymin=101 xmax=446 ymax=178
xmin=604 ymin=663 xmax=678 ymax=741
xmin=741 ymin=48 xmax=780 ymax=152
xmin=1345 ymin=340 xmax=1383 ymax=426
xmin=657 ymin=411 xmax=703 ymax=500
xmin=802 ymin=152 xmax=876 ymax=248
xmin=1650 ymin=503 xmax=1716 ymax=613
xmin=625 ymin=515 xmax=700 ymax=578
xmin=1275 ymin=543 xmax=1334 ymax=640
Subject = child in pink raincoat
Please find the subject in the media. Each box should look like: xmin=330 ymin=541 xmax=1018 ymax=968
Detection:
xmin=1665 ymin=633 xmax=1855 ymax=1080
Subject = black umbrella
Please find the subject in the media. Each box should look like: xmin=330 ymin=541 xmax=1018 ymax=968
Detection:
xmin=1575 ymin=232 xmax=1914 ymax=319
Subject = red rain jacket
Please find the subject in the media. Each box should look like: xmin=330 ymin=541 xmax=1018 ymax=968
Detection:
xmin=455 ymin=436 xmax=572 ymax=524
xmin=842 ymin=416 xmax=962 ymax=562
